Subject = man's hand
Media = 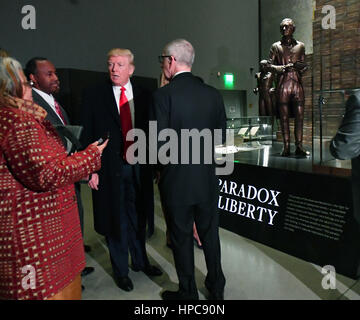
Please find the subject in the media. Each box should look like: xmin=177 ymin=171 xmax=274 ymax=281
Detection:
xmin=88 ymin=173 xmax=99 ymax=190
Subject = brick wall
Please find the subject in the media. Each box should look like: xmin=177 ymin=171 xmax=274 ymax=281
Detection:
xmin=312 ymin=0 xmax=360 ymax=140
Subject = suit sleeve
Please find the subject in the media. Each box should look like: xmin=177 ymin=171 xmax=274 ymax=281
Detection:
xmin=330 ymin=94 xmax=360 ymax=160
xmin=151 ymin=90 xmax=170 ymax=150
xmin=3 ymin=117 xmax=102 ymax=192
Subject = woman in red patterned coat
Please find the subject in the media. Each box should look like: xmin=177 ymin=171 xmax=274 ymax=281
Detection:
xmin=0 ymin=57 xmax=108 ymax=300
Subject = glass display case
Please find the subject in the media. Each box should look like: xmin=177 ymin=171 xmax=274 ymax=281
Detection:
xmin=312 ymin=89 xmax=359 ymax=171
xmin=226 ymin=116 xmax=274 ymax=144
xmin=215 ymin=116 xmax=274 ymax=157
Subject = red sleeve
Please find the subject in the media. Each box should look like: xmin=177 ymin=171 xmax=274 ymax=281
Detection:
xmin=2 ymin=115 xmax=101 ymax=192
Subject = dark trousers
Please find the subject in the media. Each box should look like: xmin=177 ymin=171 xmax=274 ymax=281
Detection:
xmin=141 ymin=168 xmax=155 ymax=236
xmin=165 ymin=200 xmax=226 ymax=296
xmin=106 ymin=164 xmax=146 ymax=278
xmin=145 ymin=185 xmax=154 ymax=236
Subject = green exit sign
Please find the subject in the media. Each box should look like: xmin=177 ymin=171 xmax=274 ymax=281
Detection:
xmin=224 ymin=73 xmax=234 ymax=89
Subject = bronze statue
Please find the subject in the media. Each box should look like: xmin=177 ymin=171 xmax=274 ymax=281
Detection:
xmin=253 ymin=60 xmax=276 ymax=116
xmin=269 ymin=18 xmax=308 ymax=157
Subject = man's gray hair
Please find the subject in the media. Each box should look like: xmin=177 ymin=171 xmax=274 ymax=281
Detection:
xmin=163 ymin=39 xmax=195 ymax=67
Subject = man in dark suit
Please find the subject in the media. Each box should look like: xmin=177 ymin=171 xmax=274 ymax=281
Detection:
xmin=330 ymin=90 xmax=360 ymax=225
xmin=80 ymin=48 xmax=162 ymax=292
xmin=24 ymin=57 xmax=94 ymax=279
xmin=151 ymin=39 xmax=226 ymax=300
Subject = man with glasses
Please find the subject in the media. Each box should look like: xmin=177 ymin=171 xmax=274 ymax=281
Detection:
xmin=152 ymin=39 xmax=226 ymax=300
xmin=80 ymin=48 xmax=162 ymax=292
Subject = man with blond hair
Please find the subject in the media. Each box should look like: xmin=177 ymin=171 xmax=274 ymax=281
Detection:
xmin=81 ymin=48 xmax=162 ymax=292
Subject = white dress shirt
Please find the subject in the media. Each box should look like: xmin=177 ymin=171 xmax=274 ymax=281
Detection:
xmin=112 ymin=80 xmax=135 ymax=127
xmin=174 ymin=71 xmax=190 ymax=78
xmin=33 ymin=87 xmax=65 ymax=124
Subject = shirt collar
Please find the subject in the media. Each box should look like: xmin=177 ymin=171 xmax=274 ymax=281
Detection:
xmin=173 ymin=71 xmax=191 ymax=78
xmin=112 ymin=80 xmax=132 ymax=92
xmin=33 ymin=87 xmax=55 ymax=102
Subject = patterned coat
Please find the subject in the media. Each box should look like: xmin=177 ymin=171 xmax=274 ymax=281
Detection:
xmin=0 ymin=97 xmax=101 ymax=300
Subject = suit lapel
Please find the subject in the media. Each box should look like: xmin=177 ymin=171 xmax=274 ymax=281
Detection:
xmin=105 ymin=81 xmax=141 ymax=128
xmin=132 ymin=82 xmax=140 ymax=127
xmin=32 ymin=90 xmax=68 ymax=125
xmin=59 ymin=103 xmax=70 ymax=124
xmin=104 ymin=82 xmax=122 ymax=128
xmin=128 ymin=81 xmax=142 ymax=185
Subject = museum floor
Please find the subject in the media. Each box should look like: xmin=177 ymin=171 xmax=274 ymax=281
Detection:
xmin=80 ymin=169 xmax=360 ymax=300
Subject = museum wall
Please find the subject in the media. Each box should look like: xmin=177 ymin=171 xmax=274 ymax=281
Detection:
xmin=0 ymin=1 xmax=165 ymax=77
xmin=0 ymin=0 xmax=259 ymax=116
xmin=260 ymin=0 xmax=314 ymax=60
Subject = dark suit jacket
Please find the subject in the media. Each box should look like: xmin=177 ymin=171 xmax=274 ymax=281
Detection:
xmin=330 ymin=91 xmax=360 ymax=224
xmin=32 ymin=90 xmax=70 ymax=125
xmin=32 ymin=89 xmax=71 ymax=147
xmin=80 ymin=79 xmax=153 ymax=237
xmin=151 ymin=72 xmax=227 ymax=206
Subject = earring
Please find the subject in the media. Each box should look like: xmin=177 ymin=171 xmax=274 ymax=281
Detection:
xmin=29 ymin=80 xmax=34 ymax=86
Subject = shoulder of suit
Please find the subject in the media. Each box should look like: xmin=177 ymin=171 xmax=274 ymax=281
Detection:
xmin=153 ymin=84 xmax=168 ymax=97
xmin=154 ymin=76 xmax=220 ymax=97
xmin=131 ymin=80 xmax=152 ymax=96
xmin=32 ymin=89 xmax=43 ymax=102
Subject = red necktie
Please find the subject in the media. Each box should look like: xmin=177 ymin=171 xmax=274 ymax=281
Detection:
xmin=54 ymin=100 xmax=67 ymax=125
xmin=119 ymin=87 xmax=133 ymax=162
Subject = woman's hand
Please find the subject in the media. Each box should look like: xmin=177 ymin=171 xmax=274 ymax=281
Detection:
xmin=91 ymin=139 xmax=109 ymax=156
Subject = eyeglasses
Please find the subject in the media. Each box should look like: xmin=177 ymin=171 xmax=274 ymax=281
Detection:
xmin=158 ymin=55 xmax=176 ymax=63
